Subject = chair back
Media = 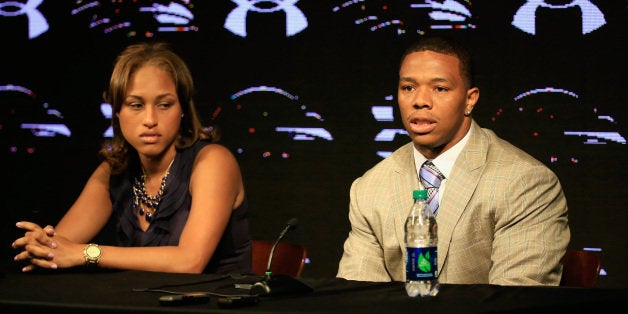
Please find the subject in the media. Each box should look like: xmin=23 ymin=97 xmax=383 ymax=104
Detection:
xmin=251 ymin=240 xmax=307 ymax=277
xmin=560 ymin=249 xmax=601 ymax=288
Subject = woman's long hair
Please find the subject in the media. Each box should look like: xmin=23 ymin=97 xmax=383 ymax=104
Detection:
xmin=99 ymin=42 xmax=218 ymax=174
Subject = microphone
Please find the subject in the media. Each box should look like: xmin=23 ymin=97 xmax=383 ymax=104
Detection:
xmin=250 ymin=218 xmax=312 ymax=296
xmin=263 ymin=217 xmax=298 ymax=280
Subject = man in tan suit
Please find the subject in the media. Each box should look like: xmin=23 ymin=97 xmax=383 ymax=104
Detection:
xmin=337 ymin=37 xmax=570 ymax=285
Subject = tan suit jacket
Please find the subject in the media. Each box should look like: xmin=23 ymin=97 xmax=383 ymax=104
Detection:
xmin=337 ymin=121 xmax=570 ymax=285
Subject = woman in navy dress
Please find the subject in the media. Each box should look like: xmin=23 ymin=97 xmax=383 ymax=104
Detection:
xmin=12 ymin=42 xmax=251 ymax=274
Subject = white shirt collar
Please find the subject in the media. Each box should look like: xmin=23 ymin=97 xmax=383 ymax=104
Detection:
xmin=413 ymin=125 xmax=473 ymax=184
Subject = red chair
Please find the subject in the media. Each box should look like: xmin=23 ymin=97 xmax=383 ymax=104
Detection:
xmin=560 ymin=249 xmax=601 ymax=288
xmin=251 ymin=240 xmax=307 ymax=277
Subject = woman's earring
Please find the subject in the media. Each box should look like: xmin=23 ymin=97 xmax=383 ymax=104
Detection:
xmin=464 ymin=110 xmax=471 ymax=116
xmin=181 ymin=113 xmax=184 ymax=118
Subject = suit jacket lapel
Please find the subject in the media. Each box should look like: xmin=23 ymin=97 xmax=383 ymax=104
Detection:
xmin=392 ymin=143 xmax=421 ymax=256
xmin=437 ymin=121 xmax=487 ymax=271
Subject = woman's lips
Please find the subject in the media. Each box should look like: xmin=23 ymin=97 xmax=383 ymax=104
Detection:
xmin=140 ymin=133 xmax=160 ymax=143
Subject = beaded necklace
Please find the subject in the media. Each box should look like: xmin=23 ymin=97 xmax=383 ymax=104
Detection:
xmin=132 ymin=158 xmax=175 ymax=222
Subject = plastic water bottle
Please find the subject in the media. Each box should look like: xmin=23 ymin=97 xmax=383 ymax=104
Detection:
xmin=405 ymin=189 xmax=439 ymax=297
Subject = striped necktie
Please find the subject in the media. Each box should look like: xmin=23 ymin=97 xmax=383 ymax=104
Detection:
xmin=419 ymin=160 xmax=445 ymax=215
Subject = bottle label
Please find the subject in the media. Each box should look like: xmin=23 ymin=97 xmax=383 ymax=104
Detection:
xmin=406 ymin=246 xmax=438 ymax=280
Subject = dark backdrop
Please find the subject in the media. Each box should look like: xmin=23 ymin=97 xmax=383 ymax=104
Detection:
xmin=1 ymin=1 xmax=626 ymax=287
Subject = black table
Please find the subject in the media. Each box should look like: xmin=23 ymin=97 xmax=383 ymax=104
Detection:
xmin=1 ymin=267 xmax=626 ymax=313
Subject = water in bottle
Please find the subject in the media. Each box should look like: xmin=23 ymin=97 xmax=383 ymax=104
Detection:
xmin=405 ymin=189 xmax=439 ymax=297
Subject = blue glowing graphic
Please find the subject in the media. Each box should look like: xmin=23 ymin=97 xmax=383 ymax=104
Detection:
xmin=488 ymin=86 xmax=626 ymax=164
xmin=411 ymin=0 xmax=472 ymax=23
xmin=214 ymin=85 xmax=333 ymax=159
xmin=372 ymin=106 xmax=394 ymax=122
xmin=0 ymin=0 xmax=49 ymax=39
xmin=225 ymin=0 xmax=308 ymax=37
xmin=231 ymin=85 xmax=299 ymax=100
xmin=514 ymin=87 xmax=579 ymax=101
xmin=228 ymin=85 xmax=332 ymax=142
xmin=374 ymin=128 xmax=407 ymax=142
xmin=20 ymin=123 xmax=71 ymax=137
xmin=71 ymin=0 xmax=198 ymax=37
xmin=0 ymin=84 xmax=71 ymax=154
xmin=563 ymin=131 xmax=626 ymax=145
xmin=511 ymin=87 xmax=625 ymax=145
xmin=512 ymin=0 xmax=606 ymax=35
xmin=275 ymin=127 xmax=333 ymax=141
xmin=370 ymin=95 xmax=407 ymax=158
xmin=332 ymin=0 xmax=476 ymax=35
xmin=101 ymin=103 xmax=113 ymax=138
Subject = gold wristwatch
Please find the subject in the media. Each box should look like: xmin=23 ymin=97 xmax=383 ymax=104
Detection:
xmin=83 ymin=243 xmax=101 ymax=266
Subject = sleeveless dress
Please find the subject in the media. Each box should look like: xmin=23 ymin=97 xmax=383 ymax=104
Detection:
xmin=109 ymin=141 xmax=252 ymax=274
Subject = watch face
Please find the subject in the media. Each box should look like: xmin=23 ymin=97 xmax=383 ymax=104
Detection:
xmin=86 ymin=245 xmax=101 ymax=258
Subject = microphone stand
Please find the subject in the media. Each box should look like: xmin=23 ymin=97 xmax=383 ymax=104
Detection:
xmin=250 ymin=218 xmax=312 ymax=296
